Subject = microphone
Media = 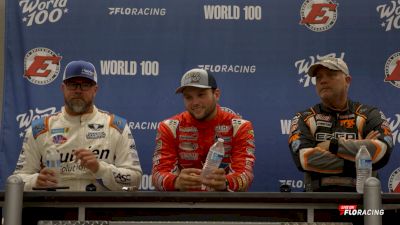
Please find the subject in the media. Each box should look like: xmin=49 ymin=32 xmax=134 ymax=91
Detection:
xmin=85 ymin=183 xmax=96 ymax=191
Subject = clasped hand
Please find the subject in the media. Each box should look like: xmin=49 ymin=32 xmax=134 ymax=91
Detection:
xmin=174 ymin=168 xmax=227 ymax=191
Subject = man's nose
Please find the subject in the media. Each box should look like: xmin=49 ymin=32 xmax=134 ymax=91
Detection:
xmin=73 ymin=88 xmax=83 ymax=94
xmin=191 ymin=97 xmax=201 ymax=105
xmin=318 ymin=74 xmax=329 ymax=84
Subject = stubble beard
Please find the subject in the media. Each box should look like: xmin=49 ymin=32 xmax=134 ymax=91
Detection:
xmin=190 ymin=101 xmax=217 ymax=121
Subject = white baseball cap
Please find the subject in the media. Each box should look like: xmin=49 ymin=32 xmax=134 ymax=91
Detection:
xmin=175 ymin=68 xmax=217 ymax=93
xmin=308 ymin=57 xmax=349 ymax=77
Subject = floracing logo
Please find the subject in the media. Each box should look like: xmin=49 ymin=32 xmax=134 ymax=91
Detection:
xmin=338 ymin=205 xmax=384 ymax=216
xmin=384 ymin=52 xmax=400 ymax=88
xmin=24 ymin=47 xmax=62 ymax=85
xmin=19 ymin=0 xmax=69 ymax=27
xmin=376 ymin=1 xmax=400 ymax=32
xmin=294 ymin=52 xmax=345 ymax=88
xmin=16 ymin=107 xmax=57 ymax=138
xmin=300 ymin=0 xmax=338 ymax=32
xmin=388 ymin=167 xmax=400 ymax=192
xmin=108 ymin=7 xmax=166 ymax=16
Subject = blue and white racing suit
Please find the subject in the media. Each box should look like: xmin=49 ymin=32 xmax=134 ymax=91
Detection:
xmin=14 ymin=106 xmax=142 ymax=191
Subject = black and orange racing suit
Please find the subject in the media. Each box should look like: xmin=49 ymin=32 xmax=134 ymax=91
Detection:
xmin=152 ymin=105 xmax=255 ymax=191
xmin=288 ymin=100 xmax=393 ymax=191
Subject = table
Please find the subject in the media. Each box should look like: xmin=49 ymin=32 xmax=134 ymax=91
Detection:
xmin=1 ymin=192 xmax=400 ymax=225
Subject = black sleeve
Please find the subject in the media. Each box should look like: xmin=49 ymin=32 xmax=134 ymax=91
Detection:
xmin=363 ymin=106 xmax=394 ymax=169
xmin=288 ymin=112 xmax=316 ymax=171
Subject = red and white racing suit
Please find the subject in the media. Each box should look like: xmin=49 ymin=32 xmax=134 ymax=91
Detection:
xmin=14 ymin=106 xmax=142 ymax=191
xmin=152 ymin=105 xmax=256 ymax=192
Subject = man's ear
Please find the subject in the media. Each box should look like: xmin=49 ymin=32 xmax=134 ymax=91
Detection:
xmin=214 ymin=88 xmax=221 ymax=100
xmin=93 ymin=85 xmax=98 ymax=96
xmin=345 ymin=75 xmax=352 ymax=85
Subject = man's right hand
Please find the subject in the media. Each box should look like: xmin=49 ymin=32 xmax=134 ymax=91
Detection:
xmin=36 ymin=168 xmax=58 ymax=187
xmin=174 ymin=168 xmax=202 ymax=191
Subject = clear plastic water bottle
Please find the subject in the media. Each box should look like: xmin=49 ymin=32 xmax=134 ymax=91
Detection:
xmin=45 ymin=147 xmax=61 ymax=185
xmin=355 ymin=145 xmax=372 ymax=193
xmin=201 ymin=138 xmax=225 ymax=190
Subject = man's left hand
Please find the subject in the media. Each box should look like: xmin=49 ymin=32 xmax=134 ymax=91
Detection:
xmin=201 ymin=168 xmax=227 ymax=191
xmin=74 ymin=148 xmax=99 ymax=173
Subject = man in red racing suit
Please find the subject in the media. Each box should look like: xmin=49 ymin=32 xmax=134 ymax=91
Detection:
xmin=152 ymin=69 xmax=255 ymax=191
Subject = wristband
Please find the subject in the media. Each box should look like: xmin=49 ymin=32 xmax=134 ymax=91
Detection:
xmin=329 ymin=138 xmax=339 ymax=155
xmin=225 ymin=178 xmax=230 ymax=191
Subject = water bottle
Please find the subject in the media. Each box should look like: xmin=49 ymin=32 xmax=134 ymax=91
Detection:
xmin=355 ymin=145 xmax=372 ymax=193
xmin=201 ymin=138 xmax=225 ymax=190
xmin=45 ymin=147 xmax=61 ymax=186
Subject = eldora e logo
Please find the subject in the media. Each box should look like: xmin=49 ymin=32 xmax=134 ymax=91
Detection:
xmin=384 ymin=52 xmax=400 ymax=88
xmin=388 ymin=167 xmax=400 ymax=192
xmin=300 ymin=0 xmax=338 ymax=32
xmin=24 ymin=47 xmax=62 ymax=85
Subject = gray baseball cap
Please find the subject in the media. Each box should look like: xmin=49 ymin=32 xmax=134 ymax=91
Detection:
xmin=308 ymin=57 xmax=349 ymax=77
xmin=175 ymin=68 xmax=217 ymax=93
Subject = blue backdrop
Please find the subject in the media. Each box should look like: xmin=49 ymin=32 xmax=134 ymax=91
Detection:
xmin=1 ymin=0 xmax=399 ymax=192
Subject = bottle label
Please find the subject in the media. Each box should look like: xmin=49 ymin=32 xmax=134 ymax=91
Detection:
xmin=46 ymin=160 xmax=61 ymax=168
xmin=359 ymin=159 xmax=372 ymax=168
xmin=210 ymin=151 xmax=223 ymax=161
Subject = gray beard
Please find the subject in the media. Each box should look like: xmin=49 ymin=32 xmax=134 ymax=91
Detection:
xmin=66 ymin=99 xmax=91 ymax=114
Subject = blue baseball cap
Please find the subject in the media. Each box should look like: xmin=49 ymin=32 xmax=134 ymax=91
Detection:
xmin=63 ymin=60 xmax=97 ymax=83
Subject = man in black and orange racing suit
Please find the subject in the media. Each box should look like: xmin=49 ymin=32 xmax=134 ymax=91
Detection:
xmin=288 ymin=57 xmax=393 ymax=192
xmin=152 ymin=68 xmax=255 ymax=192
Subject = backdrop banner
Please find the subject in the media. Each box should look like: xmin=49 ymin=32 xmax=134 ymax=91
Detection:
xmin=1 ymin=0 xmax=399 ymax=192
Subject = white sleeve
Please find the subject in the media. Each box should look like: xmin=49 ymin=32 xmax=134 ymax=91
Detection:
xmin=13 ymin=128 xmax=43 ymax=191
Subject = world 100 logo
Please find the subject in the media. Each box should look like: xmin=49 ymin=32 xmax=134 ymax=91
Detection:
xmin=100 ymin=60 xmax=160 ymax=76
xmin=19 ymin=0 xmax=68 ymax=27
xmin=203 ymin=5 xmax=262 ymax=21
